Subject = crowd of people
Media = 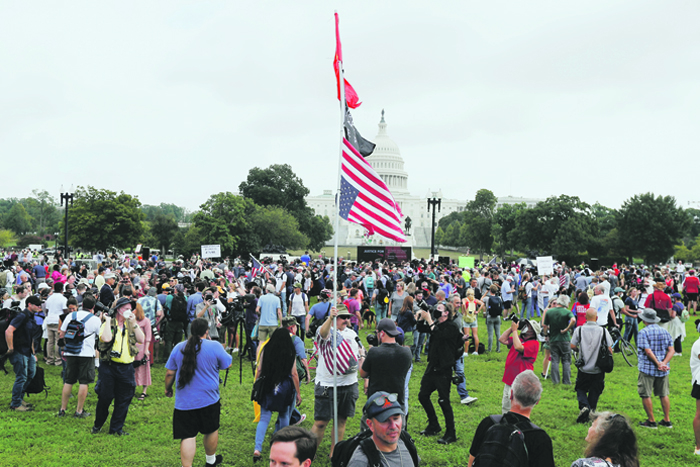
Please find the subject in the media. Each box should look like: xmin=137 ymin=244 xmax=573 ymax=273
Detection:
xmin=3 ymin=248 xmax=700 ymax=466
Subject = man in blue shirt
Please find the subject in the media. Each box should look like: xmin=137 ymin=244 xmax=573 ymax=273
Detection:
xmin=5 ymin=295 xmax=41 ymax=411
xmin=166 ymin=318 xmax=232 ymax=467
xmin=300 ymin=252 xmax=311 ymax=266
xmin=256 ymin=284 xmax=282 ymax=343
xmin=637 ymin=308 xmax=674 ymax=429
xmin=31 ymin=261 xmax=47 ymax=292
xmin=186 ymin=282 xmax=205 ymax=336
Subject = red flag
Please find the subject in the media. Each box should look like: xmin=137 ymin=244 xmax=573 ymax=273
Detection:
xmin=334 ymin=13 xmax=361 ymax=109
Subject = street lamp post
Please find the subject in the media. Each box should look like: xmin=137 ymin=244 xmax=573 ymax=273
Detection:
xmin=60 ymin=189 xmax=74 ymax=259
xmin=427 ymin=190 xmax=442 ymax=260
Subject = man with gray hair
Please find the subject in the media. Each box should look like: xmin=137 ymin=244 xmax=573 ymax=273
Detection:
xmin=467 ymin=370 xmax=554 ymax=467
xmin=543 ymin=295 xmax=575 ymax=385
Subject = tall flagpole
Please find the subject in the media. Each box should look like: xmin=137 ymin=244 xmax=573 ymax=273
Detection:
xmin=331 ymin=10 xmax=345 ymax=448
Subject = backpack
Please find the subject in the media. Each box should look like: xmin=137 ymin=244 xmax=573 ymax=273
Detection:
xmin=473 ymin=415 xmax=542 ymax=467
xmin=487 ymin=296 xmax=503 ymax=317
xmin=376 ymin=287 xmax=389 ymax=305
xmin=64 ymin=312 xmax=96 ymax=354
xmin=365 ymin=276 xmax=375 ymax=289
xmin=332 ymin=429 xmax=419 ymax=467
xmin=0 ymin=307 xmax=28 ymax=355
xmin=170 ymin=295 xmax=188 ymax=323
xmin=518 ymin=282 xmax=528 ymax=301
xmin=384 ymin=278 xmax=395 ymax=294
xmin=25 ymin=365 xmax=49 ymax=399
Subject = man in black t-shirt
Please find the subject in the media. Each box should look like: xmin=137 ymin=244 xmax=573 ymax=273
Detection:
xmin=360 ymin=319 xmax=412 ymax=413
xmin=468 ymin=370 xmax=554 ymax=467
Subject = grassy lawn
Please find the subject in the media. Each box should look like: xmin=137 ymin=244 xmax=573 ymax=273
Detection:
xmin=2 ymin=306 xmax=698 ymax=466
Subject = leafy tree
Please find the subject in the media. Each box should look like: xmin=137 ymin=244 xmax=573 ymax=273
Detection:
xmin=459 ymin=189 xmax=497 ymax=256
xmin=150 ymin=214 xmax=179 ymax=253
xmin=192 ymin=192 xmax=260 ymax=257
xmin=239 ymin=164 xmax=332 ymax=251
xmin=617 ymin=193 xmax=691 ymax=263
xmin=437 ymin=211 xmax=463 ymax=230
xmin=17 ymin=234 xmax=44 ymax=248
xmin=435 ymin=226 xmax=445 ymax=246
xmin=0 ymin=229 xmax=17 ymax=248
xmin=66 ymin=186 xmax=145 ymax=252
xmin=494 ymin=203 xmax=526 ymax=255
xmin=251 ymin=206 xmax=308 ymax=250
xmin=239 ymin=164 xmax=310 ymax=215
xmin=684 ymin=208 xmax=700 ymax=247
xmin=141 ymin=203 xmax=192 ymax=223
xmin=22 ymin=190 xmax=60 ymax=235
xmin=4 ymin=203 xmax=33 ymax=235
xmin=173 ymin=225 xmax=201 ymax=258
xmin=591 ymin=203 xmax=617 ymax=239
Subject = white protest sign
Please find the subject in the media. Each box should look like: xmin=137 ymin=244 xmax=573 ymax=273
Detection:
xmin=537 ymin=256 xmax=554 ymax=276
xmin=135 ymin=244 xmax=142 ymax=254
xmin=201 ymin=244 xmax=221 ymax=259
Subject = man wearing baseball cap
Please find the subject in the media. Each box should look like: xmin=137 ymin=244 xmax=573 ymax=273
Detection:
xmin=637 ymin=308 xmax=674 ymax=428
xmin=345 ymin=392 xmax=418 ymax=467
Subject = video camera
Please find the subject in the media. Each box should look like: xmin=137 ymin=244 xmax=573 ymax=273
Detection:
xmin=366 ymin=332 xmax=379 ymax=347
xmin=504 ymin=312 xmax=519 ymax=324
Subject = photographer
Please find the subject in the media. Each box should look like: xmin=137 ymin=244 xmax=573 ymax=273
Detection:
xmin=498 ymin=316 xmax=541 ymax=414
xmin=416 ymin=301 xmax=465 ymax=445
xmin=196 ymin=288 xmax=224 ymax=343
xmin=93 ymin=297 xmax=145 ymax=436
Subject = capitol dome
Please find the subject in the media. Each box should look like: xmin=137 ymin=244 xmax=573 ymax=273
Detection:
xmin=367 ymin=110 xmax=409 ymax=194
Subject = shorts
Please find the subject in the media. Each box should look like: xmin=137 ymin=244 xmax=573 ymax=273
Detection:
xmin=503 ymin=300 xmax=513 ymax=310
xmin=687 ymin=293 xmax=699 ymax=302
xmin=692 ymin=382 xmax=700 ymax=399
xmin=463 ymin=319 xmax=478 ymax=329
xmin=637 ymin=372 xmax=669 ymax=398
xmin=313 ymin=382 xmax=358 ymax=421
xmin=173 ymin=400 xmax=221 ymax=439
xmin=64 ymin=356 xmax=95 ymax=385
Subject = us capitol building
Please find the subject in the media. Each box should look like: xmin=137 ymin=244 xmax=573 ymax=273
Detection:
xmin=306 ymin=112 xmax=541 ymax=248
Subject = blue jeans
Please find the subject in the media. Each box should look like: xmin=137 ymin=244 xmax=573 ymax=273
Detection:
xmin=375 ymin=303 xmax=388 ymax=321
xmin=454 ymin=356 xmax=469 ymax=400
xmin=9 ymin=352 xmax=36 ymax=408
xmin=280 ymin=290 xmax=287 ymax=315
xmin=255 ymin=405 xmax=291 ymax=451
xmin=413 ymin=331 xmax=425 ymax=361
xmin=623 ymin=316 xmax=638 ymax=347
xmin=486 ymin=316 xmax=501 ymax=352
xmin=404 ymin=364 xmax=413 ymax=416
xmin=521 ymin=298 xmax=533 ymax=319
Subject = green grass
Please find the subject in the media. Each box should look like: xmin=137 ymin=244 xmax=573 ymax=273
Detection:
xmin=3 ymin=307 xmax=699 ymax=466
xmin=288 ymin=247 xmax=472 ymax=262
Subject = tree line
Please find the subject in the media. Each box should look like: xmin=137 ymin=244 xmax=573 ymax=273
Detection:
xmin=0 ymin=164 xmax=333 ymax=258
xmin=436 ymin=189 xmax=695 ymax=265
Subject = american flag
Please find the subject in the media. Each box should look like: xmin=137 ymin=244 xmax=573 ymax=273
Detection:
xmin=250 ymin=256 xmax=264 ymax=278
xmin=339 ymin=137 xmax=407 ymax=243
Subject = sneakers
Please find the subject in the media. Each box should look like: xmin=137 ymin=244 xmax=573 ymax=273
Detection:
xmin=471 ymin=351 xmax=479 ymax=356
xmin=10 ymin=405 xmax=32 ymax=412
xmin=674 ymin=353 xmax=682 ymax=357
xmin=659 ymin=420 xmax=673 ymax=428
xmin=461 ymin=396 xmax=478 ymax=405
xmin=232 ymin=348 xmax=239 ymax=353
xmin=293 ymin=414 xmax=307 ymax=426
xmin=205 ymin=454 xmax=223 ymax=467
xmin=437 ymin=434 xmax=457 ymax=445
xmin=58 ymin=409 xmax=66 ymax=417
xmin=694 ymin=448 xmax=700 ymax=456
xmin=576 ymin=407 xmax=590 ymax=424
xmin=91 ymin=426 xmax=102 ymax=434
xmin=109 ymin=430 xmax=129 ymax=436
xmin=20 ymin=400 xmax=33 ymax=408
xmin=74 ymin=411 xmax=91 ymax=419
xmin=639 ymin=420 xmax=658 ymax=429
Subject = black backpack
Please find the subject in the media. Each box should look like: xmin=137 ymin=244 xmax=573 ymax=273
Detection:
xmin=170 ymin=295 xmax=188 ymax=323
xmin=376 ymin=287 xmax=389 ymax=304
xmin=331 ymin=429 xmax=419 ymax=467
xmin=0 ymin=307 xmax=28 ymax=355
xmin=25 ymin=365 xmax=49 ymax=398
xmin=473 ymin=415 xmax=542 ymax=467
xmin=384 ymin=278 xmax=395 ymax=294
xmin=487 ymin=296 xmax=503 ymax=317
xmin=64 ymin=312 xmax=96 ymax=354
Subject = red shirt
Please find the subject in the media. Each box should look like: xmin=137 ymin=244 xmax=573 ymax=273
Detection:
xmin=502 ymin=337 xmax=540 ymax=386
xmin=684 ymin=276 xmax=700 ymax=294
xmin=573 ymin=302 xmax=591 ymax=327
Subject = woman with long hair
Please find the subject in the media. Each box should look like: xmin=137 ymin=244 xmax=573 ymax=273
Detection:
xmin=573 ymin=292 xmax=591 ymax=327
xmin=253 ymin=328 xmax=301 ymax=462
xmin=133 ymin=302 xmax=153 ymax=401
xmin=396 ymin=295 xmax=416 ymax=351
xmin=165 ymin=318 xmax=233 ymax=467
xmin=571 ymin=411 xmax=639 ymax=467
xmin=462 ymin=288 xmax=485 ymax=355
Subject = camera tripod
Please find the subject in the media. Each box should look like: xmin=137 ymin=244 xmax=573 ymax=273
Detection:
xmin=223 ymin=316 xmax=255 ymax=387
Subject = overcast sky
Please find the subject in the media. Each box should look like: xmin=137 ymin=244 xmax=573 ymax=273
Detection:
xmin=2 ymin=1 xmax=699 ymax=212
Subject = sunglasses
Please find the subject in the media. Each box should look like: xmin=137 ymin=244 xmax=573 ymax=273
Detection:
xmin=337 ymin=316 xmax=351 ymax=320
xmin=369 ymin=393 xmax=398 ymax=407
